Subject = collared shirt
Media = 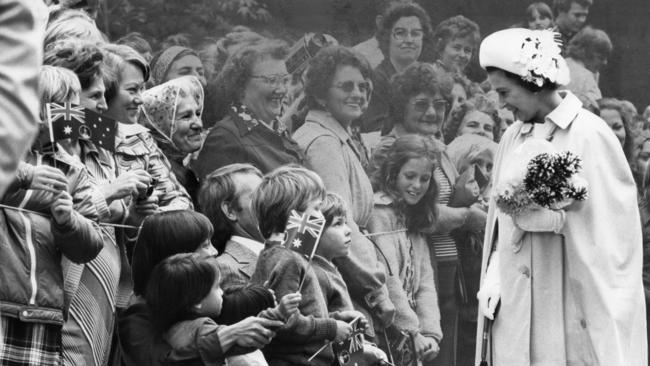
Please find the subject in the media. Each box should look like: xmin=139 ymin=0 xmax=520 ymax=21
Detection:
xmin=230 ymin=235 xmax=265 ymax=256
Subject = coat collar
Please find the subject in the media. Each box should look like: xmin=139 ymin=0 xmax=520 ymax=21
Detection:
xmin=305 ymin=109 xmax=363 ymax=158
xmin=223 ymin=239 xmax=259 ymax=278
xmin=520 ymin=90 xmax=581 ymax=135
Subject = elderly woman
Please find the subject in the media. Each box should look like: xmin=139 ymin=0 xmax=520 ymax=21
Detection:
xmin=102 ymin=43 xmax=192 ymax=216
xmin=360 ymin=1 xmax=433 ymax=133
xmin=477 ymin=28 xmax=646 ymax=365
xmin=564 ymin=26 xmax=613 ymax=110
xmin=43 ymin=39 xmax=155 ymax=366
xmin=369 ymin=62 xmax=486 ymax=366
xmin=193 ymin=41 xmax=304 ymax=179
xmin=293 ymin=45 xmax=396 ymax=335
xmin=139 ymin=75 xmax=204 ymax=204
xmin=442 ymin=94 xmax=501 ymax=144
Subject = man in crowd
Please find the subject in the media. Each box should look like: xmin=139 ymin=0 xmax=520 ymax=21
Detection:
xmin=553 ymin=0 xmax=593 ymax=52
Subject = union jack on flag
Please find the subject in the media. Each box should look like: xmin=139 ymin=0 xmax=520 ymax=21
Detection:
xmin=48 ymin=102 xmax=85 ymax=124
xmin=283 ymin=209 xmax=325 ymax=260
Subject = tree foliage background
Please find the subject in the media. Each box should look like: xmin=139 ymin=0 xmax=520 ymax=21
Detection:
xmin=97 ymin=0 xmax=650 ymax=110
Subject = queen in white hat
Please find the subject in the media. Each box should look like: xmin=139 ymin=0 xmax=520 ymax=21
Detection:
xmin=476 ymin=28 xmax=647 ymax=366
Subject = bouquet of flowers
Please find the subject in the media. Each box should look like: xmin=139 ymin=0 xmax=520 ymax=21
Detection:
xmin=494 ymin=139 xmax=588 ymax=243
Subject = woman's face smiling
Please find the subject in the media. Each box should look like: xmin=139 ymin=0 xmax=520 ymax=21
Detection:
xmin=107 ymin=63 xmax=145 ymax=124
xmin=172 ymin=94 xmax=204 ymax=153
xmin=403 ymin=92 xmax=446 ymax=136
xmin=459 ymin=110 xmax=495 ymax=141
xmin=241 ymin=56 xmax=288 ymax=124
xmin=440 ymin=36 xmax=474 ymax=73
xmin=324 ymin=65 xmax=368 ymax=125
xmin=487 ymin=69 xmax=539 ymax=123
xmin=396 ymin=157 xmax=433 ymax=206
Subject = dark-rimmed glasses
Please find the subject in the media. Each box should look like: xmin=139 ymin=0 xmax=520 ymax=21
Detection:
xmin=410 ymin=99 xmax=448 ymax=114
xmin=392 ymin=28 xmax=424 ymax=42
xmin=332 ymin=81 xmax=371 ymax=94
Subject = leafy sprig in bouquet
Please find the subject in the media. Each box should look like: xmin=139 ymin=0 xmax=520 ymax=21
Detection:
xmin=494 ymin=139 xmax=588 ymax=222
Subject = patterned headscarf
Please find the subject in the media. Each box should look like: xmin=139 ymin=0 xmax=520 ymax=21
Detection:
xmin=139 ymin=75 xmax=204 ymax=157
xmin=150 ymin=46 xmax=199 ymax=86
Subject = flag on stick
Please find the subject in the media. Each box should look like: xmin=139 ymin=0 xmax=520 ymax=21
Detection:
xmin=283 ymin=209 xmax=325 ymax=260
xmin=39 ymin=103 xmax=117 ymax=152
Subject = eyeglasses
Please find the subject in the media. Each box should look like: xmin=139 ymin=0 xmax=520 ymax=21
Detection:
xmin=332 ymin=81 xmax=371 ymax=94
xmin=392 ymin=28 xmax=424 ymax=42
xmin=410 ymin=99 xmax=448 ymax=114
xmin=251 ymin=74 xmax=292 ymax=87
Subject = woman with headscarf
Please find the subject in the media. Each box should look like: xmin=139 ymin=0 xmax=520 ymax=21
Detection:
xmin=150 ymin=45 xmax=207 ymax=88
xmin=477 ymin=28 xmax=646 ymax=365
xmin=139 ymin=75 xmax=204 ymax=204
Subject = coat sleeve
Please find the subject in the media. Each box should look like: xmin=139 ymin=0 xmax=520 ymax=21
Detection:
xmin=367 ymin=207 xmax=420 ymax=333
xmin=414 ymin=237 xmax=442 ymax=341
xmin=0 ymin=0 xmax=46 ymax=197
xmin=561 ymin=118 xmax=647 ymax=365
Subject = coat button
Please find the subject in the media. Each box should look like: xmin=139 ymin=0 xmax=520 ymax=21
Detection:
xmin=22 ymin=310 xmax=29 ymax=317
xmin=519 ymin=265 xmax=530 ymax=278
xmin=580 ymin=319 xmax=587 ymax=329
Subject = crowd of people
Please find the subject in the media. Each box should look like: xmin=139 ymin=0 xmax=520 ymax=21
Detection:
xmin=0 ymin=0 xmax=648 ymax=365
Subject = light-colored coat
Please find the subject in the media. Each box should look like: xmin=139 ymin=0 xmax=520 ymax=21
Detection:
xmin=476 ymin=91 xmax=647 ymax=366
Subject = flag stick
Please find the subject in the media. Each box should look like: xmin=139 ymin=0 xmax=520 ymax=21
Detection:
xmin=307 ymin=316 xmax=363 ymax=362
xmin=297 ymin=214 xmax=325 ymax=293
xmin=46 ymin=104 xmax=57 ymax=168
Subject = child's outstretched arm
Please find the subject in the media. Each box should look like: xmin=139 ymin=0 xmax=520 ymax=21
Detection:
xmin=257 ymin=292 xmax=301 ymax=322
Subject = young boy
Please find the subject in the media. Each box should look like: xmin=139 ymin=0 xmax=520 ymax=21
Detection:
xmin=313 ymin=192 xmax=388 ymax=363
xmin=250 ymin=165 xmax=352 ymax=365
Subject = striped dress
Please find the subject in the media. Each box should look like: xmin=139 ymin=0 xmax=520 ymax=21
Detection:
xmin=431 ymin=166 xmax=458 ymax=262
xmin=61 ymin=141 xmax=128 ymax=366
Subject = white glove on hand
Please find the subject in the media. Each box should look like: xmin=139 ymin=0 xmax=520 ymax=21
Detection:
xmin=513 ymin=207 xmax=566 ymax=233
xmin=477 ymin=254 xmax=500 ymax=320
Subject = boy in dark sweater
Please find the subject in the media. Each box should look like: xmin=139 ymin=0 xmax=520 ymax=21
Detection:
xmin=250 ymin=165 xmax=351 ymax=365
xmin=313 ymin=192 xmax=388 ymax=363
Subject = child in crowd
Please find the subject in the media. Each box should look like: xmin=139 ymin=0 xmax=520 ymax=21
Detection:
xmin=145 ymin=252 xmax=302 ymax=366
xmin=314 ymin=192 xmax=388 ymax=364
xmin=0 ymin=66 xmax=104 ymax=365
xmin=368 ymin=134 xmax=442 ymax=364
xmin=250 ymin=165 xmax=353 ymax=365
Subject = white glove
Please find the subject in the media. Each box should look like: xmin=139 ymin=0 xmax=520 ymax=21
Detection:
xmin=513 ymin=207 xmax=566 ymax=233
xmin=477 ymin=254 xmax=500 ymax=320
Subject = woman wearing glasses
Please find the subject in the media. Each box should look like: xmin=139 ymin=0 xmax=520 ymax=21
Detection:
xmin=294 ymin=45 xmax=397 ymax=339
xmin=193 ymin=41 xmax=303 ymax=179
xmin=359 ymin=2 xmax=433 ymax=133
xmin=369 ymin=62 xmax=487 ymax=366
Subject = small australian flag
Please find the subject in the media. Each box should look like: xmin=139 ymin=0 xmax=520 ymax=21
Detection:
xmin=41 ymin=103 xmax=117 ymax=152
xmin=283 ymin=209 xmax=325 ymax=260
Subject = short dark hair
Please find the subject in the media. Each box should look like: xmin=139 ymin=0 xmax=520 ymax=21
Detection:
xmin=443 ymin=94 xmax=501 ymax=144
xmin=101 ymin=43 xmax=150 ymax=104
xmin=376 ymin=2 xmax=432 ymax=59
xmin=525 ymin=2 xmax=554 ymax=24
xmin=389 ymin=62 xmax=454 ymax=126
xmin=375 ymin=134 xmax=439 ymax=232
xmin=304 ymin=46 xmax=372 ymax=110
xmin=215 ymin=41 xmax=288 ymax=105
xmin=431 ymin=15 xmax=481 ymax=61
xmin=566 ymin=26 xmax=612 ymax=63
xmin=485 ymin=66 xmax=559 ymax=93
xmin=252 ymin=165 xmax=326 ymax=239
xmin=553 ymin=0 xmax=593 ymax=14
xmin=321 ymin=192 xmax=348 ymax=228
xmin=198 ymin=163 xmax=262 ymax=252
xmin=131 ymin=210 xmax=214 ymax=295
xmin=145 ymin=253 xmax=219 ymax=332
xmin=43 ymin=39 xmax=104 ymax=90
